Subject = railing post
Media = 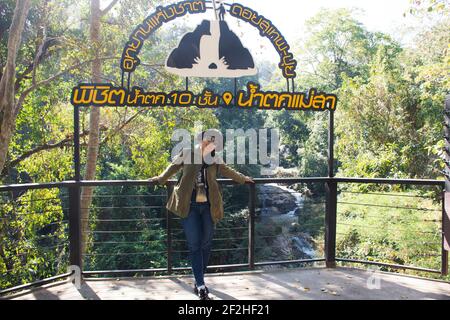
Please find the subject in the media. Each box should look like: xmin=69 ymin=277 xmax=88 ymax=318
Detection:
xmin=442 ymin=94 xmax=450 ymax=276
xmin=442 ymin=191 xmax=449 ymax=276
xmin=325 ymin=180 xmax=337 ymax=268
xmin=248 ymin=183 xmax=256 ymax=270
xmin=166 ymin=185 xmax=174 ymax=275
xmin=325 ymin=107 xmax=337 ymax=268
xmin=69 ymin=104 xmax=82 ymax=274
xmin=68 ymin=183 xmax=82 ymax=271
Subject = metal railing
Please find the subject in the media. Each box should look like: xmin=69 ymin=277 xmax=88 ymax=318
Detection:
xmin=0 ymin=177 xmax=448 ymax=296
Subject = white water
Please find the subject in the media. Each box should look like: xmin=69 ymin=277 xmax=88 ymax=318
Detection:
xmin=258 ymin=183 xmax=315 ymax=259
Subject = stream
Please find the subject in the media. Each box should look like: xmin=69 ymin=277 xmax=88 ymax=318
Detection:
xmin=257 ymin=183 xmax=316 ymax=260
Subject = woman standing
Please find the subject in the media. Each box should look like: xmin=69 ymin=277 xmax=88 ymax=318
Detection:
xmin=150 ymin=130 xmax=254 ymax=300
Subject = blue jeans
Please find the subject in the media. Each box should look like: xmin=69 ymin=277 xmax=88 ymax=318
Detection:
xmin=181 ymin=202 xmax=215 ymax=287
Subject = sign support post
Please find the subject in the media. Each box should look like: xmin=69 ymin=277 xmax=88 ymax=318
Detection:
xmin=442 ymin=95 xmax=450 ymax=275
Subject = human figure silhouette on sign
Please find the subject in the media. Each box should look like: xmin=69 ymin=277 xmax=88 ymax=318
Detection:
xmin=217 ymin=3 xmax=226 ymax=21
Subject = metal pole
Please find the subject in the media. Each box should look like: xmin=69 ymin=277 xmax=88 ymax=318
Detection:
xmin=248 ymin=183 xmax=256 ymax=270
xmin=442 ymin=191 xmax=448 ymax=276
xmin=212 ymin=0 xmax=218 ymax=20
xmin=234 ymin=78 xmax=237 ymax=107
xmin=442 ymin=94 xmax=450 ymax=275
xmin=325 ymin=180 xmax=337 ymax=268
xmin=74 ymin=106 xmax=81 ymax=181
xmin=325 ymin=109 xmax=337 ymax=268
xmin=69 ymin=106 xmax=82 ymax=270
xmin=166 ymin=185 xmax=174 ymax=274
xmin=328 ymin=110 xmax=335 ymax=178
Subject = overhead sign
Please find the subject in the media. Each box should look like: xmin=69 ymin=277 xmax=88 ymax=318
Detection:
xmin=70 ymin=0 xmax=337 ymax=111
xmin=165 ymin=19 xmax=257 ymax=78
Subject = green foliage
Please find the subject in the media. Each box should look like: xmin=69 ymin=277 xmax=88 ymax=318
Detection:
xmin=0 ymin=188 xmax=68 ymax=289
xmin=336 ymin=19 xmax=449 ymax=179
xmin=336 ymin=191 xmax=443 ymax=276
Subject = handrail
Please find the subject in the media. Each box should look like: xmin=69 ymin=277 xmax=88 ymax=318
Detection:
xmin=0 ymin=176 xmax=444 ymax=191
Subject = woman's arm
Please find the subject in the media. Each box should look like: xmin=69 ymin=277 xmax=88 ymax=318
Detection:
xmin=149 ymin=153 xmax=184 ymax=184
xmin=218 ymin=163 xmax=254 ymax=184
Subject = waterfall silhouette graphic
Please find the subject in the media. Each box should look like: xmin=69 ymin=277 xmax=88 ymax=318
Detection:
xmin=165 ymin=20 xmax=257 ymax=78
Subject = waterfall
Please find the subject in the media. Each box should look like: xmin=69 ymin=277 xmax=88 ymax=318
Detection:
xmin=258 ymin=183 xmax=315 ymax=259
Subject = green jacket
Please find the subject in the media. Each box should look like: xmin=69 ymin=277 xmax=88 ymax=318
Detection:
xmin=157 ymin=151 xmax=247 ymax=224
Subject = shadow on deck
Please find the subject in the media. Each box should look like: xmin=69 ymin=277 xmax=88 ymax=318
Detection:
xmin=5 ymin=267 xmax=450 ymax=300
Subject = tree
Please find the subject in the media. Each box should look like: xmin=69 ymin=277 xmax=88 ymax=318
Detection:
xmin=270 ymin=9 xmax=398 ymax=177
xmin=295 ymin=8 xmax=389 ymax=91
xmin=407 ymin=0 xmax=450 ymax=15
xmin=0 ymin=0 xmax=31 ymax=174
xmin=80 ymin=0 xmax=120 ymax=257
xmin=336 ymin=17 xmax=449 ymax=179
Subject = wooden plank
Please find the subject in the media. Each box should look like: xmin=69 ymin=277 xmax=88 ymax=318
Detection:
xmin=7 ymin=267 xmax=450 ymax=300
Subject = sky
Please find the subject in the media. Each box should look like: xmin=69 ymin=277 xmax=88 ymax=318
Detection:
xmin=97 ymin=0 xmax=433 ymax=75
xmin=220 ymin=0 xmax=413 ymax=42
xmin=99 ymin=0 xmax=417 ymax=42
xmin=172 ymin=0 xmax=418 ymax=63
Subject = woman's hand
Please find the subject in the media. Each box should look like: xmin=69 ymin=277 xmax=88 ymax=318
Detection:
xmin=148 ymin=176 xmax=160 ymax=184
xmin=244 ymin=176 xmax=255 ymax=184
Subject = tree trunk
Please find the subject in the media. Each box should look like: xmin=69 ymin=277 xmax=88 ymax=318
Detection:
xmin=0 ymin=0 xmax=31 ymax=175
xmin=80 ymin=0 xmax=102 ymax=257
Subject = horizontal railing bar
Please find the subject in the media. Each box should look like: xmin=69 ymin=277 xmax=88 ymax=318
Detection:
xmin=334 ymin=177 xmax=444 ymax=186
xmin=336 ymin=222 xmax=440 ymax=234
xmin=1 ymin=197 xmax=68 ymax=204
xmin=82 ymin=194 xmax=166 ymax=198
xmin=335 ymin=235 xmax=440 ymax=245
xmin=82 ymin=230 xmax=153 ymax=234
xmin=335 ymin=211 xmax=441 ymax=221
xmin=172 ymin=236 xmax=249 ymax=242
xmin=9 ymin=243 xmax=70 ymax=257
xmin=0 ymin=177 xmax=443 ymax=193
xmin=173 ymin=263 xmax=250 ymax=271
xmin=0 ymin=271 xmax=74 ymax=296
xmin=336 ymin=258 xmax=441 ymax=274
xmin=83 ymin=264 xmax=251 ymax=276
xmin=174 ymin=247 xmax=248 ymax=253
xmin=83 ymin=268 xmax=168 ymax=275
xmin=174 ymin=227 xmax=248 ymax=231
xmin=254 ymin=258 xmax=326 ymax=266
xmin=82 ymin=252 xmax=167 ymax=256
xmin=0 ymin=181 xmax=77 ymax=192
xmin=80 ymin=206 xmax=163 ymax=210
xmin=339 ymin=191 xmax=436 ymax=198
xmin=337 ymin=201 xmax=440 ymax=212
xmin=81 ymin=218 xmax=165 ymax=222
xmin=79 ymin=178 xmax=329 ymax=187
xmin=251 ymin=178 xmax=330 ymax=184
xmin=90 ymin=240 xmax=164 ymax=245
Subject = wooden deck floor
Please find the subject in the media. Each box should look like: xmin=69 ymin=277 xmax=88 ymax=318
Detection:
xmin=5 ymin=267 xmax=450 ymax=300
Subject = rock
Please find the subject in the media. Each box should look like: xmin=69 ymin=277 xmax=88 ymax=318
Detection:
xmin=265 ymin=206 xmax=281 ymax=215
xmin=258 ymin=183 xmax=301 ymax=216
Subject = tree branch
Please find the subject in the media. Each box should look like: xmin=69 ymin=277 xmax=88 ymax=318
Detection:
xmin=101 ymin=0 xmax=120 ymax=16
xmin=14 ymin=55 xmax=119 ymax=118
xmin=1 ymin=127 xmax=108 ymax=175
xmin=14 ymin=38 xmax=60 ymax=91
xmin=101 ymin=109 xmax=146 ymax=145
